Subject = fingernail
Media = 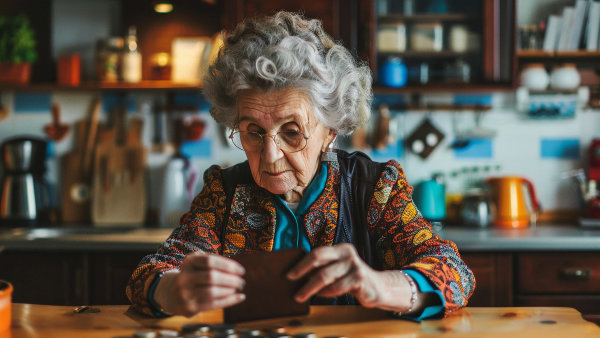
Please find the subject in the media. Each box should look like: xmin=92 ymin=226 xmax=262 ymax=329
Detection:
xmin=238 ymin=294 xmax=246 ymax=301
xmin=286 ymin=271 xmax=296 ymax=280
xmin=237 ymin=280 xmax=245 ymax=292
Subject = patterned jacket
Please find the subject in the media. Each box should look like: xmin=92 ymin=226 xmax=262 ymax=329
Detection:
xmin=127 ymin=154 xmax=475 ymax=317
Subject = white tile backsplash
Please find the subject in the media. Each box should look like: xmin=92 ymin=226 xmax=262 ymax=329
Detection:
xmin=1 ymin=91 xmax=598 ymax=214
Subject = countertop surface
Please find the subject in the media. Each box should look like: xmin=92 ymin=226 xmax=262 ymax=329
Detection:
xmin=10 ymin=304 xmax=600 ymax=338
xmin=1 ymin=223 xmax=600 ymax=252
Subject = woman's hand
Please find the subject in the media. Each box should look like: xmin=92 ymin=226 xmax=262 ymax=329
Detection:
xmin=286 ymin=243 xmax=418 ymax=312
xmin=153 ymin=252 xmax=246 ymax=317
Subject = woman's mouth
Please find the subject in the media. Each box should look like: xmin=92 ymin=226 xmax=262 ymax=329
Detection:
xmin=266 ymin=171 xmax=286 ymax=176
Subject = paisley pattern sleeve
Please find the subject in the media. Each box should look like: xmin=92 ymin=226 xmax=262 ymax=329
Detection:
xmin=126 ymin=165 xmax=227 ymax=316
xmin=367 ymin=161 xmax=475 ymax=315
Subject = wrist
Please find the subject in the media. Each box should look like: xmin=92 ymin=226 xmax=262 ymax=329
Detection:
xmin=149 ymin=270 xmax=175 ymax=316
xmin=399 ymin=271 xmax=418 ymax=315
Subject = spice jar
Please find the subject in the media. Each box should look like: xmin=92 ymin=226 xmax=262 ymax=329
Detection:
xmin=96 ymin=37 xmax=124 ymax=82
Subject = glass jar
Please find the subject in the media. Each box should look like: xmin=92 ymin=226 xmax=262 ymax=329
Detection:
xmin=380 ymin=57 xmax=407 ymax=88
xmin=96 ymin=37 xmax=124 ymax=82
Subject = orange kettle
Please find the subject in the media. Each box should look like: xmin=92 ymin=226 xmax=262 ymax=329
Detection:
xmin=486 ymin=176 xmax=541 ymax=228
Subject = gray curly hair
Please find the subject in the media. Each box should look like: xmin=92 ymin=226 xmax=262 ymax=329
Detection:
xmin=202 ymin=11 xmax=372 ymax=135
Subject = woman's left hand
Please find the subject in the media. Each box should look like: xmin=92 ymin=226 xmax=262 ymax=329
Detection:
xmin=286 ymin=243 xmax=384 ymax=308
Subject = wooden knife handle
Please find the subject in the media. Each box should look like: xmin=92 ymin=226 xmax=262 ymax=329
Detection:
xmin=82 ymin=98 xmax=101 ymax=176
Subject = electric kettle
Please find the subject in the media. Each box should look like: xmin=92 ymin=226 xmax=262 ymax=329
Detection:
xmin=486 ymin=176 xmax=541 ymax=228
xmin=413 ymin=176 xmax=446 ymax=221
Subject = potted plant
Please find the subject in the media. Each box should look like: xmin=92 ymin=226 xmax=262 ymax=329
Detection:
xmin=0 ymin=15 xmax=37 ymax=84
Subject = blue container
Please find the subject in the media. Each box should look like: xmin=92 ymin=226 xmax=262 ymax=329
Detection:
xmin=413 ymin=179 xmax=446 ymax=221
xmin=381 ymin=57 xmax=407 ymax=88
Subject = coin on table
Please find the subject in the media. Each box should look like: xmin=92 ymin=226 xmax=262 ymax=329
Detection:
xmin=293 ymin=333 xmax=316 ymax=338
xmin=134 ymin=331 xmax=157 ymax=338
xmin=181 ymin=323 xmax=211 ymax=333
xmin=158 ymin=329 xmax=179 ymax=337
xmin=211 ymin=323 xmax=237 ymax=335
xmin=236 ymin=328 xmax=263 ymax=337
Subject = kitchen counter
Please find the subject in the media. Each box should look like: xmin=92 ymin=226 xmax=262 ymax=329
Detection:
xmin=1 ymin=223 xmax=600 ymax=252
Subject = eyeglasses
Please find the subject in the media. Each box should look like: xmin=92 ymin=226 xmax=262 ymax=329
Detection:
xmin=229 ymin=130 xmax=310 ymax=153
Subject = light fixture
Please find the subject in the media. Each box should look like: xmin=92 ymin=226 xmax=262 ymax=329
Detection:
xmin=154 ymin=0 xmax=173 ymax=13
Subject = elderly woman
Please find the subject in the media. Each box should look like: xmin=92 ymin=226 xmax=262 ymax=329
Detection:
xmin=127 ymin=11 xmax=474 ymax=320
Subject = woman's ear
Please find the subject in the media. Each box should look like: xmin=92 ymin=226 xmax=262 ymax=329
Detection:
xmin=322 ymin=129 xmax=337 ymax=152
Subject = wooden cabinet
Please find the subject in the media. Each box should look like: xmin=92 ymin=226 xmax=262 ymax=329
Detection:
xmin=462 ymin=252 xmax=514 ymax=307
xmin=516 ymin=252 xmax=600 ymax=323
xmin=358 ymin=0 xmax=516 ymax=92
xmin=0 ymin=251 xmax=88 ymax=305
xmin=0 ymin=250 xmax=147 ymax=306
xmin=220 ymin=0 xmax=358 ymax=52
xmin=89 ymin=251 xmax=149 ymax=305
xmin=463 ymin=251 xmax=600 ymax=325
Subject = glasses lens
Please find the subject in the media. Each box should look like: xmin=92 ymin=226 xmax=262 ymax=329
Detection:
xmin=278 ymin=131 xmax=306 ymax=152
xmin=232 ymin=131 xmax=263 ymax=151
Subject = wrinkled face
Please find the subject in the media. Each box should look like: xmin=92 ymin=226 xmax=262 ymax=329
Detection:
xmin=236 ymin=88 xmax=335 ymax=199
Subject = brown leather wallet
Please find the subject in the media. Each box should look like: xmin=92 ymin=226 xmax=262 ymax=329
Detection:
xmin=224 ymin=248 xmax=310 ymax=323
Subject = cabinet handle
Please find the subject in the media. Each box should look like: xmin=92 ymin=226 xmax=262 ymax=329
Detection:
xmin=559 ymin=268 xmax=591 ymax=280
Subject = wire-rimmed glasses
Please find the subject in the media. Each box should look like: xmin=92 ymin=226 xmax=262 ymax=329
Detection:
xmin=229 ymin=130 xmax=310 ymax=153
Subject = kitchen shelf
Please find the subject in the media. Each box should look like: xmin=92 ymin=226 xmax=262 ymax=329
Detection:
xmin=378 ymin=13 xmax=479 ymax=23
xmin=373 ymin=83 xmax=514 ymax=94
xmin=378 ymin=51 xmax=479 ymax=59
xmin=516 ymin=50 xmax=600 ymax=59
xmin=0 ymin=81 xmax=202 ymax=92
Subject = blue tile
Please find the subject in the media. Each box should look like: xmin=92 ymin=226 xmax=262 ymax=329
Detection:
xmin=14 ymin=92 xmax=51 ymax=112
xmin=181 ymin=139 xmax=212 ymax=158
xmin=453 ymin=94 xmax=492 ymax=106
xmin=454 ymin=138 xmax=493 ymax=158
xmin=371 ymin=139 xmax=404 ymax=160
xmin=101 ymin=93 xmax=137 ymax=114
xmin=173 ymin=92 xmax=211 ymax=111
xmin=541 ymin=138 xmax=580 ymax=159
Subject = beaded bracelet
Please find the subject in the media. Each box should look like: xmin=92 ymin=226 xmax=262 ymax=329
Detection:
xmin=392 ymin=271 xmax=418 ymax=317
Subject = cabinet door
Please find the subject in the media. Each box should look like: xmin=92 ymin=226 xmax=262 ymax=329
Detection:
xmin=461 ymin=252 xmax=513 ymax=307
xmin=0 ymin=251 xmax=88 ymax=305
xmin=221 ymin=0 xmax=357 ymax=51
xmin=359 ymin=0 xmax=515 ymax=89
xmin=516 ymin=252 xmax=600 ymax=319
xmin=89 ymin=251 xmax=148 ymax=305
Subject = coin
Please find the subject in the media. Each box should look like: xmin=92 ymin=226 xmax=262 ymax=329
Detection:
xmin=181 ymin=323 xmax=211 ymax=333
xmin=236 ymin=328 xmax=263 ymax=337
xmin=293 ymin=333 xmax=316 ymax=338
xmin=158 ymin=329 xmax=178 ymax=337
xmin=211 ymin=323 xmax=237 ymax=335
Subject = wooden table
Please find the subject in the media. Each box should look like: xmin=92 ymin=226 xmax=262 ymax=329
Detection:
xmin=6 ymin=304 xmax=600 ymax=337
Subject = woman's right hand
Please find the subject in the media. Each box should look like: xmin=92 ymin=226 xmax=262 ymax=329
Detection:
xmin=153 ymin=251 xmax=246 ymax=317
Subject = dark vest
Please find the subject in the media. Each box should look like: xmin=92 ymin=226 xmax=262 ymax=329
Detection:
xmin=221 ymin=150 xmax=387 ymax=305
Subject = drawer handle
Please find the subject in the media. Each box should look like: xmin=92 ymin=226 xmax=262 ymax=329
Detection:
xmin=560 ymin=268 xmax=591 ymax=280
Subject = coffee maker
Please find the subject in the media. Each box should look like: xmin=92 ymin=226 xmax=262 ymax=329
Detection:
xmin=0 ymin=136 xmax=50 ymax=227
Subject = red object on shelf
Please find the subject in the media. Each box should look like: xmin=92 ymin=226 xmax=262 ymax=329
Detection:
xmin=589 ymin=138 xmax=600 ymax=181
xmin=57 ymin=54 xmax=81 ymax=86
xmin=0 ymin=62 xmax=31 ymax=84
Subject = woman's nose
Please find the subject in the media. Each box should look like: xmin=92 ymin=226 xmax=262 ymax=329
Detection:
xmin=262 ymin=134 xmax=284 ymax=162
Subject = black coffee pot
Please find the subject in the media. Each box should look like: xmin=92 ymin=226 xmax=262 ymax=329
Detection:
xmin=0 ymin=136 xmax=50 ymax=227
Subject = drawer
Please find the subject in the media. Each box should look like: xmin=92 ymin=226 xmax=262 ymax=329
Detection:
xmin=518 ymin=252 xmax=600 ymax=294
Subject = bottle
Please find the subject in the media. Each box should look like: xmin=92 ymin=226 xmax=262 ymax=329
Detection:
xmin=122 ymin=26 xmax=142 ymax=83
